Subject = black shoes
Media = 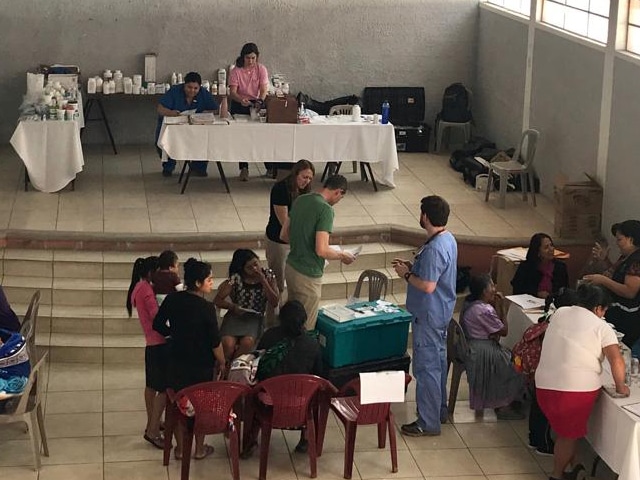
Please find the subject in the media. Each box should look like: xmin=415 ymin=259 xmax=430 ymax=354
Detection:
xmin=400 ymin=421 xmax=440 ymax=437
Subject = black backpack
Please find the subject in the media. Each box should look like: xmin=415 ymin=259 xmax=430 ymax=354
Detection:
xmin=439 ymin=83 xmax=471 ymax=122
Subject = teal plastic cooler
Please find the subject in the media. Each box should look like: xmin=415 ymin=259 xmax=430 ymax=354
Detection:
xmin=316 ymin=303 xmax=412 ymax=368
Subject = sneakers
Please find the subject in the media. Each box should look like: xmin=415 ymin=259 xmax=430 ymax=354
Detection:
xmin=400 ymin=421 xmax=440 ymax=437
xmin=562 ymin=464 xmax=586 ymax=480
xmin=535 ymin=446 xmax=554 ymax=457
xmin=294 ymin=439 xmax=308 ymax=453
xmin=239 ymin=167 xmax=249 ymax=181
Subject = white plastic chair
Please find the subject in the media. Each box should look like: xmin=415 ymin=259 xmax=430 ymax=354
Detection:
xmin=484 ymin=129 xmax=539 ymax=209
xmin=0 ymin=352 xmax=49 ymax=470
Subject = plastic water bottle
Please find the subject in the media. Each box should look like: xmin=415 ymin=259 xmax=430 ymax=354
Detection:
xmin=381 ymin=100 xmax=390 ymax=125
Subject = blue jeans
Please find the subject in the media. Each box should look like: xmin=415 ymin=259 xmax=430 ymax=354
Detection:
xmin=632 ymin=338 xmax=640 ymax=359
xmin=412 ymin=316 xmax=448 ymax=433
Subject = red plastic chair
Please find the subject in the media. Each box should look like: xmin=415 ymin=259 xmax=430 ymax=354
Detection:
xmin=242 ymin=374 xmax=335 ymax=480
xmin=329 ymin=374 xmax=412 ymax=479
xmin=163 ymin=381 xmax=251 ymax=480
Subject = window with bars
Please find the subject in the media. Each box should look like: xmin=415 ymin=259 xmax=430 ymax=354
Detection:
xmin=485 ymin=0 xmax=532 ymax=16
xmin=628 ymin=0 xmax=640 ymax=54
xmin=541 ymin=0 xmax=610 ymax=43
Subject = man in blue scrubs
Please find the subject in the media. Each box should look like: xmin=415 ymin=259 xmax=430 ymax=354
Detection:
xmin=392 ymin=195 xmax=457 ymax=436
xmin=155 ymin=71 xmax=228 ymax=177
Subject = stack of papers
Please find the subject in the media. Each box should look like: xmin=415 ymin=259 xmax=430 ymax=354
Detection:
xmin=189 ymin=113 xmax=215 ymax=125
xmin=505 ymin=294 xmax=546 ymax=311
xmin=164 ymin=116 xmax=189 ymax=125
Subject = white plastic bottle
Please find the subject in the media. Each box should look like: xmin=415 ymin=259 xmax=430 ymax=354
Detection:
xmin=171 ymin=72 xmax=177 ymax=86
xmin=87 ymin=77 xmax=97 ymax=94
xmin=103 ymin=69 xmax=113 ymax=81
xmin=123 ymin=77 xmax=133 ymax=94
xmin=96 ymin=77 xmax=103 ymax=93
xmin=114 ymin=70 xmax=124 ymax=93
xmin=177 ymin=72 xmax=183 ymax=84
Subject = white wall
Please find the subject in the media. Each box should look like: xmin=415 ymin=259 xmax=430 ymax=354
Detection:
xmin=0 ymin=0 xmax=479 ymax=145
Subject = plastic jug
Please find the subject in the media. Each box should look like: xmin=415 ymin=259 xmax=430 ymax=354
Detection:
xmin=352 ymin=104 xmax=361 ymax=122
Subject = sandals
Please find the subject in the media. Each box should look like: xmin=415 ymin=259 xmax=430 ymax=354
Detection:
xmin=194 ymin=444 xmax=215 ymax=460
xmin=143 ymin=433 xmax=164 ymax=450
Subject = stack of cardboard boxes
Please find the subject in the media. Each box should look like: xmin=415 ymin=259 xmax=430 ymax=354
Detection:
xmin=554 ymin=175 xmax=603 ymax=239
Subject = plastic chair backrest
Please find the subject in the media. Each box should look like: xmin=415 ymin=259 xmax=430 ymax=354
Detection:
xmin=3 ymin=352 xmax=47 ymax=417
xmin=337 ymin=374 xmax=412 ymax=425
xmin=176 ymin=381 xmax=250 ymax=435
xmin=512 ymin=129 xmax=539 ymax=169
xmin=352 ymin=270 xmax=388 ymax=302
xmin=253 ymin=374 xmax=327 ymax=428
xmin=328 ymin=104 xmax=353 ymax=116
xmin=20 ymin=291 xmax=40 ymax=361
xmin=447 ymin=318 xmax=469 ymax=365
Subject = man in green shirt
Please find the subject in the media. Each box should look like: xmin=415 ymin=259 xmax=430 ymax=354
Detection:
xmin=281 ymin=175 xmax=355 ymax=329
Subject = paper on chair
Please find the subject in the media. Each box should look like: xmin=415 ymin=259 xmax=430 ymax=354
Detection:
xmin=359 ymin=371 xmax=406 ymax=404
xmin=506 ymin=294 xmax=546 ymax=311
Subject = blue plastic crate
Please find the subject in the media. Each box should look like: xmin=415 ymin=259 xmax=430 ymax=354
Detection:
xmin=316 ymin=303 xmax=412 ymax=368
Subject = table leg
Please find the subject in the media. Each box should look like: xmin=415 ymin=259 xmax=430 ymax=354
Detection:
xmin=363 ymin=163 xmax=378 ymax=192
xmin=80 ymin=99 xmax=94 ymax=138
xmin=178 ymin=161 xmax=189 ymax=184
xmin=95 ymin=98 xmax=118 ymax=155
xmin=216 ymin=162 xmax=230 ymax=193
xmin=180 ymin=162 xmax=192 ymax=195
xmin=24 ymin=167 xmax=29 ymax=192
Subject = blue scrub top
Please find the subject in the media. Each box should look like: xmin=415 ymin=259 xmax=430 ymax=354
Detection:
xmin=155 ymin=84 xmax=219 ymax=136
xmin=405 ymin=231 xmax=458 ymax=328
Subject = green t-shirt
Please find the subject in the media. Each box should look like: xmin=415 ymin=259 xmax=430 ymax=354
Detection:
xmin=286 ymin=193 xmax=334 ymax=278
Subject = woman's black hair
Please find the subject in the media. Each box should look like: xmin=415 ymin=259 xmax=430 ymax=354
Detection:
xmin=126 ymin=256 xmax=159 ymax=317
xmin=183 ymin=71 xmax=202 ymax=85
xmin=611 ymin=219 xmax=640 ymax=246
xmin=465 ymin=274 xmax=492 ymax=303
xmin=158 ymin=250 xmax=178 ymax=270
xmin=544 ymin=287 xmax=578 ymax=312
xmin=279 ymin=300 xmax=307 ymax=337
xmin=228 ymin=249 xmax=259 ymax=278
xmin=525 ymin=232 xmax=553 ymax=263
xmin=235 ymin=42 xmax=260 ymax=67
xmin=576 ymin=283 xmax=610 ymax=311
xmin=286 ymin=159 xmax=315 ymax=201
xmin=183 ymin=257 xmax=212 ymax=291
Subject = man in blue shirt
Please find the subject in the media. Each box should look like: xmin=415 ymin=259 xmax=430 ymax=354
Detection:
xmin=155 ymin=71 xmax=228 ymax=177
xmin=392 ymin=196 xmax=458 ymax=436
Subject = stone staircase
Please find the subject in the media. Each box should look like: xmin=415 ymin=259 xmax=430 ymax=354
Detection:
xmin=1 ymin=242 xmax=426 ymax=364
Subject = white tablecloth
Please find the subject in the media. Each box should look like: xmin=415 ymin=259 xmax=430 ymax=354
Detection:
xmin=501 ymin=303 xmax=540 ymax=349
xmin=10 ymin=120 xmax=84 ymax=193
xmin=588 ymin=364 xmax=640 ymax=480
xmin=157 ymin=117 xmax=400 ymax=187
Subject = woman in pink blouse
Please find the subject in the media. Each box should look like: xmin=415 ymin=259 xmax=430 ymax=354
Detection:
xmin=126 ymin=256 xmax=167 ymax=449
xmin=229 ymin=42 xmax=270 ymax=181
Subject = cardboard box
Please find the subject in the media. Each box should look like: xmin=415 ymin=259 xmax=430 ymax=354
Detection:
xmin=266 ymin=95 xmax=298 ymax=124
xmin=554 ymin=212 xmax=601 ymax=239
xmin=554 ymin=174 xmax=603 ymax=215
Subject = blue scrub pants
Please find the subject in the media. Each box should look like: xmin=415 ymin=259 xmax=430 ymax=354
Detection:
xmin=412 ymin=316 xmax=448 ymax=433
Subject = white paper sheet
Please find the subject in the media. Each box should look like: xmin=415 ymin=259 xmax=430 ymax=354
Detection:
xmin=622 ymin=402 xmax=640 ymax=417
xmin=359 ymin=371 xmax=406 ymax=404
xmin=505 ymin=294 xmax=546 ymax=311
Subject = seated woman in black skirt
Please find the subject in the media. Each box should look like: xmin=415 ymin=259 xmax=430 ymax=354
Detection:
xmin=461 ymin=274 xmax=525 ymax=420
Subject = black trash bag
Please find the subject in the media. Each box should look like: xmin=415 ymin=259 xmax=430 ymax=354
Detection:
xmin=296 ymin=92 xmax=359 ymax=116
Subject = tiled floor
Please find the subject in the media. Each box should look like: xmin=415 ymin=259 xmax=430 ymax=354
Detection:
xmin=0 ymin=145 xmax=554 ymax=238
xmin=0 ymin=361 xmax=617 ymax=480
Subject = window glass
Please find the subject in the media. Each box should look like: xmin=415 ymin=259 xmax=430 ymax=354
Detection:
xmin=485 ymin=0 xmax=531 ymax=16
xmin=541 ymin=0 xmax=610 ymax=43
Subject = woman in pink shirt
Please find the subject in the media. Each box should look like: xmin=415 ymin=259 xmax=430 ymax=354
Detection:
xmin=229 ymin=42 xmax=270 ymax=181
xmin=126 ymin=256 xmax=167 ymax=449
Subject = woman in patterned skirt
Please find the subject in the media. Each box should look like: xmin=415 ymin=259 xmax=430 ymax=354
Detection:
xmin=215 ymin=249 xmax=280 ymax=361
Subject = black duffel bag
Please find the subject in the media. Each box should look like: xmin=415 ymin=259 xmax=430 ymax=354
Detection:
xmin=296 ymin=92 xmax=359 ymax=115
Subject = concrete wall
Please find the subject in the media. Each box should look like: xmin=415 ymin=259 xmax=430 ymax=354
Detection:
xmin=0 ymin=0 xmax=479 ymax=145
xmin=475 ymin=8 xmax=528 ymax=149
xmin=604 ymin=57 xmax=640 ymax=229
xmin=529 ymin=29 xmax=604 ymax=196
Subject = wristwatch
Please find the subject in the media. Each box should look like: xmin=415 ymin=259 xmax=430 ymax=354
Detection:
xmin=404 ymin=271 xmax=413 ymax=282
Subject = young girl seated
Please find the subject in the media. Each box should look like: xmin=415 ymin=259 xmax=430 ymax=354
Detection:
xmin=460 ymin=274 xmax=525 ymax=420
xmin=214 ymin=249 xmax=279 ymax=361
